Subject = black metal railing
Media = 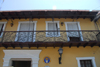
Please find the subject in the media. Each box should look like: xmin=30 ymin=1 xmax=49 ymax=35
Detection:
xmin=0 ymin=30 xmax=100 ymax=42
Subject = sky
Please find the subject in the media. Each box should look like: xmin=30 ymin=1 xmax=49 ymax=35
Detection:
xmin=0 ymin=0 xmax=100 ymax=11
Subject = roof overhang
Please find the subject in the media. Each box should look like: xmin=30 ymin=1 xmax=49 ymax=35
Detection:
xmin=0 ymin=10 xmax=99 ymax=21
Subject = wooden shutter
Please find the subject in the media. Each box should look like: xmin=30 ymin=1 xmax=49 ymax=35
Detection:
xmin=48 ymin=23 xmax=57 ymax=30
xmin=20 ymin=23 xmax=29 ymax=31
xmin=48 ymin=23 xmax=58 ymax=36
xmin=67 ymin=23 xmax=79 ymax=30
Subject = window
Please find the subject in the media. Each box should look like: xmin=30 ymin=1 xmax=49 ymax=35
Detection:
xmin=76 ymin=57 xmax=96 ymax=67
xmin=80 ymin=60 xmax=93 ymax=67
xmin=15 ymin=21 xmax=37 ymax=42
xmin=45 ymin=21 xmax=60 ymax=37
xmin=0 ymin=22 xmax=7 ymax=37
xmin=65 ymin=22 xmax=83 ymax=41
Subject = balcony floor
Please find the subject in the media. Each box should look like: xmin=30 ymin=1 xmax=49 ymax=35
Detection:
xmin=0 ymin=41 xmax=100 ymax=49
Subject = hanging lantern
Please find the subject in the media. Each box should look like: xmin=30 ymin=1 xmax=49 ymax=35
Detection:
xmin=11 ymin=20 xmax=14 ymax=27
xmin=61 ymin=22 xmax=64 ymax=26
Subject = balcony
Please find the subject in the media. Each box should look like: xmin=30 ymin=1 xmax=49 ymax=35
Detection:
xmin=0 ymin=30 xmax=100 ymax=48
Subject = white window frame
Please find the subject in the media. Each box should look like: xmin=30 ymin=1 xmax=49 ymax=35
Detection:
xmin=76 ymin=57 xmax=96 ymax=67
xmin=0 ymin=22 xmax=7 ymax=38
xmin=65 ymin=22 xmax=83 ymax=41
xmin=15 ymin=21 xmax=37 ymax=42
xmin=45 ymin=21 xmax=60 ymax=37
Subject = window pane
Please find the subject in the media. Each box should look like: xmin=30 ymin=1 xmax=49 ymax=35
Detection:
xmin=80 ymin=60 xmax=92 ymax=67
xmin=48 ymin=23 xmax=58 ymax=36
xmin=85 ymin=60 xmax=92 ymax=67
xmin=80 ymin=60 xmax=85 ymax=67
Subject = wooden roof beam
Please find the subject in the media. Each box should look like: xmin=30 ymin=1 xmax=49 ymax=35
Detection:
xmin=45 ymin=44 xmax=47 ymax=48
xmin=87 ymin=12 xmax=90 ymax=15
xmin=69 ymin=43 xmax=72 ymax=48
xmin=44 ymin=11 xmax=47 ymax=19
xmin=2 ymin=44 xmax=8 ymax=49
xmin=71 ymin=16 xmax=74 ymax=19
xmin=15 ymin=12 xmax=18 ymax=16
xmin=53 ymin=43 xmax=55 ymax=48
xmin=61 ymin=43 xmax=63 ymax=48
xmin=0 ymin=15 xmax=96 ymax=18
xmin=65 ymin=17 xmax=67 ymax=19
xmin=5 ymin=17 xmax=8 ymax=20
xmin=0 ymin=18 xmax=2 ymax=20
xmin=83 ymin=42 xmax=88 ymax=47
xmin=99 ymin=44 xmax=100 ymax=47
xmin=8 ymin=12 xmax=11 ymax=16
xmin=83 ymin=16 xmax=86 ymax=19
xmin=91 ymin=43 xmax=97 ymax=47
xmin=11 ymin=17 xmax=15 ymax=20
xmin=26 ymin=43 xmax=31 ymax=48
xmin=74 ymin=12 xmax=77 ymax=15
xmin=79 ymin=12 xmax=82 ymax=15
xmin=36 ymin=44 xmax=39 ymax=49
xmin=77 ymin=43 xmax=81 ymax=48
xmin=77 ymin=16 xmax=79 ymax=19
xmin=19 ymin=43 xmax=23 ymax=48
xmin=18 ymin=17 xmax=21 ymax=20
xmin=29 ymin=12 xmax=32 ymax=17
xmin=22 ymin=12 xmax=27 ymax=19
xmin=0 ymin=13 xmax=3 ymax=16
xmin=91 ymin=18 xmax=94 ymax=21
xmin=10 ymin=44 xmax=15 ymax=48
xmin=23 ymin=12 xmax=25 ymax=15
xmin=7 ymin=12 xmax=12 ymax=18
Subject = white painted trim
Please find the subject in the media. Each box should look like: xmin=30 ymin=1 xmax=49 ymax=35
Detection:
xmin=3 ymin=50 xmax=41 ymax=67
xmin=76 ymin=57 xmax=96 ymax=67
xmin=15 ymin=21 xmax=37 ymax=42
xmin=45 ymin=21 xmax=60 ymax=37
xmin=0 ymin=22 xmax=7 ymax=38
xmin=64 ymin=22 xmax=83 ymax=41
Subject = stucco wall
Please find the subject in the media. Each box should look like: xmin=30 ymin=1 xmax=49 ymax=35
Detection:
xmin=0 ymin=18 xmax=96 ymax=31
xmin=0 ymin=47 xmax=100 ymax=67
xmin=0 ymin=18 xmax=99 ymax=67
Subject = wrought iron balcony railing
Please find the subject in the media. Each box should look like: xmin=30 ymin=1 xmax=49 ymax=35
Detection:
xmin=0 ymin=30 xmax=100 ymax=43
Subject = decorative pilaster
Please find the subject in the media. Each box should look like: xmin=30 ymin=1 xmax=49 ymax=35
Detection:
xmin=3 ymin=58 xmax=10 ymax=67
xmin=31 ymin=58 xmax=39 ymax=67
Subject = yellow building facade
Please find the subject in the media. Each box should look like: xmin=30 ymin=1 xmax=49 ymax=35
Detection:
xmin=0 ymin=10 xmax=100 ymax=67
